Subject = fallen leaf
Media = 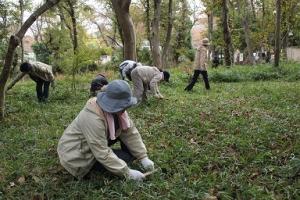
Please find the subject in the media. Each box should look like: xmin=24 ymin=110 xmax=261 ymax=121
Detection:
xmin=32 ymin=176 xmax=40 ymax=183
xmin=203 ymin=193 xmax=218 ymax=200
xmin=17 ymin=176 xmax=26 ymax=184
xmin=9 ymin=182 xmax=15 ymax=187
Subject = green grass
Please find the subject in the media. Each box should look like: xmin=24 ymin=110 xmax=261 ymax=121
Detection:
xmin=0 ymin=64 xmax=299 ymax=199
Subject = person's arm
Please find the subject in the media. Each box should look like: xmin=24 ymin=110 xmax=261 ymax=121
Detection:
xmin=119 ymin=119 xmax=148 ymax=160
xmin=80 ymin=115 xmax=130 ymax=177
xmin=149 ymin=73 xmax=163 ymax=98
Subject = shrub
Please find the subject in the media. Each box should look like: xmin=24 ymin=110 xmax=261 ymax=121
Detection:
xmin=210 ymin=71 xmax=242 ymax=82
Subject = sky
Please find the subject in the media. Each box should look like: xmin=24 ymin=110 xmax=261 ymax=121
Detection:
xmin=21 ymin=0 xmax=205 ymax=36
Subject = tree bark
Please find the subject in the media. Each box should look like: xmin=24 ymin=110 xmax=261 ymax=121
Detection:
xmin=19 ymin=0 xmax=24 ymax=63
xmin=65 ymin=0 xmax=78 ymax=53
xmin=5 ymin=72 xmax=26 ymax=92
xmin=111 ymin=0 xmax=137 ymax=60
xmin=243 ymin=0 xmax=255 ymax=65
xmin=0 ymin=0 xmax=61 ymax=120
xmin=207 ymin=11 xmax=215 ymax=62
xmin=274 ymin=0 xmax=281 ymax=67
xmin=145 ymin=0 xmax=152 ymax=51
xmin=162 ymin=0 xmax=173 ymax=69
xmin=151 ymin=0 xmax=162 ymax=68
xmin=221 ymin=0 xmax=233 ymax=66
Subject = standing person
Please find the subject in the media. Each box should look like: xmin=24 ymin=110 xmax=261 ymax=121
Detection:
xmin=131 ymin=66 xmax=170 ymax=102
xmin=89 ymin=73 xmax=108 ymax=97
xmin=119 ymin=60 xmax=142 ymax=81
xmin=57 ymin=80 xmax=155 ymax=181
xmin=19 ymin=61 xmax=55 ymax=102
xmin=184 ymin=38 xmax=210 ymax=91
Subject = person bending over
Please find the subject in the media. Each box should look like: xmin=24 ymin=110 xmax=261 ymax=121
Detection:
xmin=119 ymin=60 xmax=142 ymax=81
xmin=20 ymin=61 xmax=55 ymax=102
xmin=131 ymin=65 xmax=170 ymax=103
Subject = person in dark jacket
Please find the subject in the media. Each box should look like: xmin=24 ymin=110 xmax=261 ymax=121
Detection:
xmin=20 ymin=61 xmax=55 ymax=102
xmin=89 ymin=74 xmax=109 ymax=97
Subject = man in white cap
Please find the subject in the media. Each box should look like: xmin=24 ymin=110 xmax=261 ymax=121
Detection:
xmin=184 ymin=38 xmax=211 ymax=91
xmin=57 ymin=80 xmax=154 ymax=181
xmin=118 ymin=60 xmax=142 ymax=80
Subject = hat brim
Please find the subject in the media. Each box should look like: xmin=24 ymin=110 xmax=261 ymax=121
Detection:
xmin=97 ymin=92 xmax=137 ymax=113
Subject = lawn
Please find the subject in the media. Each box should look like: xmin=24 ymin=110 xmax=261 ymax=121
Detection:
xmin=0 ymin=64 xmax=299 ymax=199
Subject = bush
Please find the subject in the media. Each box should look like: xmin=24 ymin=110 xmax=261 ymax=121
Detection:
xmin=209 ymin=63 xmax=300 ymax=83
xmin=137 ymin=48 xmax=152 ymax=65
xmin=210 ymin=71 xmax=242 ymax=82
xmin=250 ymin=71 xmax=281 ymax=80
xmin=78 ymin=61 xmax=99 ymax=73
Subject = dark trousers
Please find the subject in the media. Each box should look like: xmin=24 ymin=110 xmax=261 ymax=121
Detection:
xmin=30 ymin=75 xmax=50 ymax=102
xmin=185 ymin=70 xmax=210 ymax=91
xmin=92 ymin=138 xmax=135 ymax=172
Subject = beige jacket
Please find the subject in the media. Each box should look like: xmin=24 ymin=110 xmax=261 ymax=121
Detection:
xmin=28 ymin=61 xmax=55 ymax=82
xmin=132 ymin=66 xmax=163 ymax=95
xmin=57 ymin=98 xmax=147 ymax=179
xmin=194 ymin=46 xmax=209 ymax=71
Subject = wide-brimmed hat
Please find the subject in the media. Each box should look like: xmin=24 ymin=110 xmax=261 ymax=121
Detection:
xmin=96 ymin=80 xmax=137 ymax=113
xmin=202 ymin=38 xmax=210 ymax=46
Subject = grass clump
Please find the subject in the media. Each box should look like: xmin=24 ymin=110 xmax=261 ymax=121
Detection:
xmin=0 ymin=64 xmax=299 ymax=199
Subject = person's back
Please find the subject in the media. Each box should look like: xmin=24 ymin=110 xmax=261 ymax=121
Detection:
xmin=119 ymin=60 xmax=141 ymax=80
xmin=26 ymin=61 xmax=55 ymax=82
xmin=20 ymin=61 xmax=55 ymax=102
xmin=134 ymin=66 xmax=160 ymax=82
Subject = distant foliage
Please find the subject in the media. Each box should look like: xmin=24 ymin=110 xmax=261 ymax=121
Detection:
xmin=32 ymin=43 xmax=52 ymax=64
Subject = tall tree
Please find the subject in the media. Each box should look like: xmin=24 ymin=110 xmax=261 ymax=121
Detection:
xmin=151 ymin=0 xmax=162 ymax=68
xmin=221 ymin=0 xmax=233 ymax=66
xmin=19 ymin=0 xmax=25 ymax=63
xmin=0 ymin=0 xmax=61 ymax=120
xmin=111 ymin=0 xmax=137 ymax=60
xmin=161 ymin=0 xmax=173 ymax=68
xmin=242 ymin=0 xmax=255 ymax=64
xmin=274 ymin=0 xmax=281 ymax=67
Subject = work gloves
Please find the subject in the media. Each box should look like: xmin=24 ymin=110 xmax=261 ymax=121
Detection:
xmin=140 ymin=157 xmax=155 ymax=171
xmin=127 ymin=169 xmax=145 ymax=181
xmin=126 ymin=157 xmax=155 ymax=181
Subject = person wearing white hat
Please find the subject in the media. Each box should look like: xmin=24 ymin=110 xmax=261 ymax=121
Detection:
xmin=185 ymin=38 xmax=211 ymax=91
xmin=57 ymin=80 xmax=154 ymax=181
xmin=119 ymin=60 xmax=142 ymax=80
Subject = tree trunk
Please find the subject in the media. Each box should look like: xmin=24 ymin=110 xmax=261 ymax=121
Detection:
xmin=243 ymin=0 xmax=255 ymax=65
xmin=162 ymin=0 xmax=173 ymax=69
xmin=19 ymin=0 xmax=24 ymax=63
xmin=145 ymin=0 xmax=152 ymax=51
xmin=65 ymin=0 xmax=78 ymax=53
xmin=0 ymin=0 xmax=61 ymax=120
xmin=5 ymin=72 xmax=26 ymax=92
xmin=207 ymin=11 xmax=215 ymax=62
xmin=221 ymin=0 xmax=233 ymax=66
xmin=274 ymin=0 xmax=281 ymax=67
xmin=151 ymin=0 xmax=162 ymax=68
xmin=111 ymin=0 xmax=137 ymax=60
